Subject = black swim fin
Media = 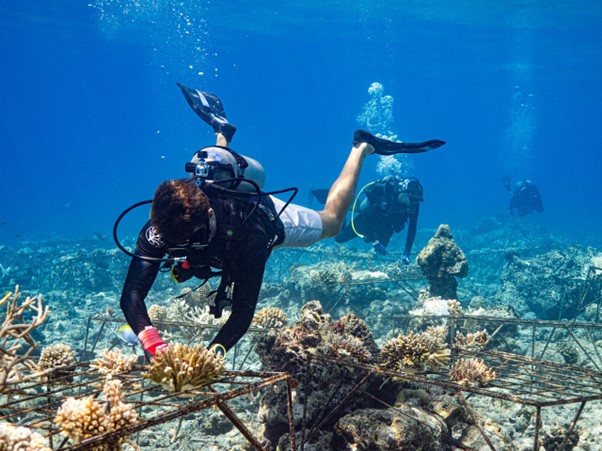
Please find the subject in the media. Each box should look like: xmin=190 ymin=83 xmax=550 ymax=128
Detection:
xmin=353 ymin=130 xmax=445 ymax=155
xmin=177 ymin=82 xmax=236 ymax=142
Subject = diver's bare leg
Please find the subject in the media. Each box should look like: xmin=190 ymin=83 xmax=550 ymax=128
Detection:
xmin=216 ymin=133 xmax=229 ymax=147
xmin=318 ymin=142 xmax=374 ymax=239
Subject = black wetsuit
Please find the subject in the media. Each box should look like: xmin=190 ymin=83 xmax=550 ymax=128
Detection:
xmin=335 ymin=179 xmax=419 ymax=256
xmin=120 ymin=185 xmax=284 ymax=351
xmin=509 ymin=182 xmax=544 ymax=217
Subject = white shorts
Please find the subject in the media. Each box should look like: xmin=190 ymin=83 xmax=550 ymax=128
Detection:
xmin=270 ymin=196 xmax=323 ymax=248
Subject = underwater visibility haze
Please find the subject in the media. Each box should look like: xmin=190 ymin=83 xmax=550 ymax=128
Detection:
xmin=1 ymin=1 xmax=602 ymax=450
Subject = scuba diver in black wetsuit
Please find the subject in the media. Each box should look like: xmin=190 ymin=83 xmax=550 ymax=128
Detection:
xmin=333 ymin=175 xmax=423 ymax=264
xmin=116 ymin=84 xmax=446 ymax=359
xmin=501 ymin=176 xmax=544 ymax=217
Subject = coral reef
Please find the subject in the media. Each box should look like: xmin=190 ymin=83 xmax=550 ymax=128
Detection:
xmin=147 ymin=304 xmax=167 ymax=322
xmin=54 ymin=375 xmax=138 ymax=449
xmin=498 ymin=246 xmax=600 ymax=319
xmin=37 ymin=343 xmax=76 ymax=381
xmin=91 ymin=349 xmax=138 ymax=374
xmin=38 ymin=343 xmax=75 ymax=370
xmin=449 ymin=357 xmax=495 ymax=386
xmin=417 ymin=224 xmax=468 ymax=299
xmin=252 ymin=306 xmax=288 ymax=329
xmin=454 ymin=330 xmax=488 ymax=351
xmin=334 ymin=407 xmax=445 ymax=450
xmin=0 ymin=286 xmax=50 ymax=391
xmin=256 ymin=302 xmax=388 ymax=448
xmin=0 ymin=423 xmax=50 ymax=450
xmin=379 ymin=328 xmax=451 ymax=373
xmin=142 ymin=343 xmax=225 ymax=392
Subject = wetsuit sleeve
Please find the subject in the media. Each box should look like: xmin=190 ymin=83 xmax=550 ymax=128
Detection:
xmin=404 ymin=204 xmax=419 ymax=256
xmin=120 ymin=221 xmax=166 ymax=335
xmin=209 ymin=232 xmax=269 ymax=351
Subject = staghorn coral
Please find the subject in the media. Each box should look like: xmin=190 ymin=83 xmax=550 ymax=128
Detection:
xmin=91 ymin=349 xmax=138 ymax=374
xmin=0 ymin=423 xmax=50 ymax=450
xmin=142 ymin=343 xmax=225 ymax=392
xmin=449 ymin=358 xmax=495 ymax=386
xmin=379 ymin=329 xmax=451 ymax=373
xmin=253 ymin=306 xmax=288 ymax=329
xmin=0 ymin=286 xmax=50 ymax=391
xmin=54 ymin=375 xmax=138 ymax=450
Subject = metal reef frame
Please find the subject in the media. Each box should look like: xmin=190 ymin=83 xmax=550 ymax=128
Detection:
xmin=300 ymin=347 xmax=602 ymax=451
xmin=0 ymin=363 xmax=297 ymax=450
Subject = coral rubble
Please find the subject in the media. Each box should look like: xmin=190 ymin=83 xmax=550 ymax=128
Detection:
xmin=142 ymin=343 xmax=225 ymax=392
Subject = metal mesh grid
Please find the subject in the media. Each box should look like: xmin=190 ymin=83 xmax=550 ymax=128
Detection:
xmin=314 ymin=348 xmax=602 ymax=408
xmin=0 ymin=363 xmax=296 ymax=450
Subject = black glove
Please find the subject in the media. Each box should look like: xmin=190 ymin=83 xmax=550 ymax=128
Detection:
xmin=373 ymin=241 xmax=387 ymax=256
xmin=401 ymin=253 xmax=411 ymax=265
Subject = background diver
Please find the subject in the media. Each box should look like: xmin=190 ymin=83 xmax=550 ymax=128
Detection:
xmin=325 ymin=174 xmax=423 ymax=263
xmin=117 ymin=83 xmax=445 ymax=359
xmin=501 ymin=176 xmax=544 ymax=217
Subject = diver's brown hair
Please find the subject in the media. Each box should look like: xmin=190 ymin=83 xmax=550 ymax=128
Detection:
xmin=151 ymin=179 xmax=209 ymax=243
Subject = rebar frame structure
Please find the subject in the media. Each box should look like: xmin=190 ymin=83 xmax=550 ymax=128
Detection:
xmin=394 ymin=313 xmax=602 ymax=370
xmin=301 ymin=344 xmax=602 ymax=451
xmin=0 ymin=362 xmax=297 ymax=450
xmin=82 ymin=315 xmax=270 ymax=372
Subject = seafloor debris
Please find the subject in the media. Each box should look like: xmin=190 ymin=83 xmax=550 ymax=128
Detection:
xmin=417 ymin=224 xmax=468 ymax=299
xmin=54 ymin=375 xmax=139 ymax=449
xmin=449 ymin=357 xmax=495 ymax=386
xmin=0 ymin=286 xmax=50 ymax=391
xmin=0 ymin=423 xmax=50 ymax=451
xmin=379 ymin=328 xmax=451 ymax=373
xmin=252 ymin=306 xmax=288 ymax=329
xmin=91 ymin=349 xmax=138 ymax=374
xmin=142 ymin=343 xmax=225 ymax=392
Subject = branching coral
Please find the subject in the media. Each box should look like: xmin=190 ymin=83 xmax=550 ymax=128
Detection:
xmin=454 ymin=330 xmax=488 ymax=352
xmin=0 ymin=286 xmax=50 ymax=391
xmin=449 ymin=358 xmax=495 ymax=386
xmin=253 ymin=307 xmax=288 ymax=329
xmin=91 ymin=349 xmax=137 ymax=374
xmin=0 ymin=423 xmax=50 ymax=450
xmin=379 ymin=328 xmax=451 ymax=373
xmin=54 ymin=375 xmax=139 ymax=450
xmin=38 ymin=343 xmax=76 ymax=381
xmin=147 ymin=304 xmax=167 ymax=322
xmin=324 ymin=335 xmax=372 ymax=363
xmin=142 ymin=343 xmax=225 ymax=392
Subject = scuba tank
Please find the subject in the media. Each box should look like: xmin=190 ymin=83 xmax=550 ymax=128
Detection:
xmin=185 ymin=145 xmax=266 ymax=192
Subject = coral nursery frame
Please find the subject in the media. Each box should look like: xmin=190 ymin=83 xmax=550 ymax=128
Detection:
xmin=0 ymin=361 xmax=296 ymax=450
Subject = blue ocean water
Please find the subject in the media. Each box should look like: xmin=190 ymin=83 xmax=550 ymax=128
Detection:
xmin=1 ymin=1 xmax=601 ymax=245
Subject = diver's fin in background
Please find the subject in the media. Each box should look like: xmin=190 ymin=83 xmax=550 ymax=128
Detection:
xmin=311 ymin=188 xmax=330 ymax=205
xmin=353 ymin=130 xmax=445 ymax=155
xmin=177 ymin=82 xmax=236 ymax=141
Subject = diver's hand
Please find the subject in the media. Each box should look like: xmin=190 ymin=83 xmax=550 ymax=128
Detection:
xmin=401 ymin=253 xmax=411 ymax=265
xmin=138 ymin=327 xmax=168 ymax=358
xmin=373 ymin=241 xmax=387 ymax=256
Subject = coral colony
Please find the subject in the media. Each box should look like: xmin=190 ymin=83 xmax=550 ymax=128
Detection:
xmin=1 ymin=217 xmax=602 ymax=449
